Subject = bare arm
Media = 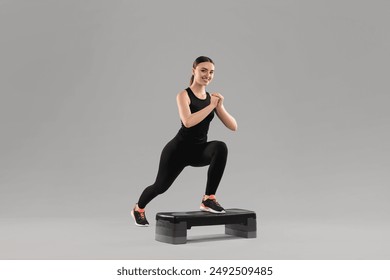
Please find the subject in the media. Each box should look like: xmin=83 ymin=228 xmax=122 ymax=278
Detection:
xmin=212 ymin=93 xmax=238 ymax=131
xmin=176 ymin=90 xmax=219 ymax=128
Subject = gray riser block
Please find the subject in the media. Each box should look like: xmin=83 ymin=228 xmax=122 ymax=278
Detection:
xmin=225 ymin=218 xmax=257 ymax=231
xmin=155 ymin=234 xmax=187 ymax=244
xmin=225 ymin=227 xmax=257 ymax=238
xmin=225 ymin=223 xmax=256 ymax=231
xmin=224 ymin=218 xmax=257 ymax=238
xmin=155 ymin=220 xmax=187 ymax=237
xmin=156 ymin=228 xmax=186 ymax=237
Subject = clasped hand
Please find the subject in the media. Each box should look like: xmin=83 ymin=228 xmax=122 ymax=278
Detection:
xmin=210 ymin=92 xmax=224 ymax=108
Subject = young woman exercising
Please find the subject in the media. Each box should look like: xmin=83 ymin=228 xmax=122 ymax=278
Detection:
xmin=131 ymin=56 xmax=238 ymax=226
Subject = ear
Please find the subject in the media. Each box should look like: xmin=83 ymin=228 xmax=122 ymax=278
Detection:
xmin=192 ymin=68 xmax=195 ymax=75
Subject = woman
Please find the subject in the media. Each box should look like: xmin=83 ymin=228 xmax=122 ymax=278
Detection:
xmin=131 ymin=56 xmax=238 ymax=226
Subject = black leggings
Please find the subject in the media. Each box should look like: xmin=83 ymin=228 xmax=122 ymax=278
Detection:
xmin=137 ymin=136 xmax=228 ymax=208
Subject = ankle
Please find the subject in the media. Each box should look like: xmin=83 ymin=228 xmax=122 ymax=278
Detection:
xmin=135 ymin=204 xmax=145 ymax=212
xmin=203 ymin=194 xmax=216 ymax=201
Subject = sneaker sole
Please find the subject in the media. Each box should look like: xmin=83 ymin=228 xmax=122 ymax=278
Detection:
xmin=131 ymin=210 xmax=149 ymax=227
xmin=200 ymin=205 xmax=226 ymax=214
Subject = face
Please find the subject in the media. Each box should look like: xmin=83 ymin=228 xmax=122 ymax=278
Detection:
xmin=192 ymin=62 xmax=215 ymax=86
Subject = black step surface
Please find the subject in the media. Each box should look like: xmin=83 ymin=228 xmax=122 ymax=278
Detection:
xmin=156 ymin=208 xmax=256 ymax=227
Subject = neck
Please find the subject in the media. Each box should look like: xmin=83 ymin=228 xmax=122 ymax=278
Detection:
xmin=190 ymin=83 xmax=206 ymax=96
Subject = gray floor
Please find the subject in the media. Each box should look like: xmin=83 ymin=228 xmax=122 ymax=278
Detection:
xmin=1 ymin=215 xmax=389 ymax=260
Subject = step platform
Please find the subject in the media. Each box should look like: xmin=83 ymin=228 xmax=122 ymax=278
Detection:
xmin=155 ymin=208 xmax=257 ymax=244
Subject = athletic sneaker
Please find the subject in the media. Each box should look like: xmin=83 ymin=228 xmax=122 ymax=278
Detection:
xmin=131 ymin=207 xmax=149 ymax=227
xmin=200 ymin=196 xmax=226 ymax=214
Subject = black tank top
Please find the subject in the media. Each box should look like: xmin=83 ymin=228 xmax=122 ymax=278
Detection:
xmin=177 ymin=87 xmax=215 ymax=143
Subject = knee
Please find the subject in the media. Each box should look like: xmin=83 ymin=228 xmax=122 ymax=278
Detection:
xmin=214 ymin=141 xmax=228 ymax=156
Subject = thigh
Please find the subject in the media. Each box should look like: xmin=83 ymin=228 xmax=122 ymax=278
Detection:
xmin=188 ymin=141 xmax=227 ymax=167
xmin=154 ymin=138 xmax=186 ymax=183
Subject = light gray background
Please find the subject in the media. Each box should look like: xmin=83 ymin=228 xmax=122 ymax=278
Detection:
xmin=1 ymin=0 xmax=389 ymax=259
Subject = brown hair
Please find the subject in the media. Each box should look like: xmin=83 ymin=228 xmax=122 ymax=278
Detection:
xmin=190 ymin=56 xmax=215 ymax=86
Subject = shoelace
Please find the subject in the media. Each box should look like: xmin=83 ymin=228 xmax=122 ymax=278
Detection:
xmin=136 ymin=210 xmax=146 ymax=220
xmin=210 ymin=198 xmax=221 ymax=207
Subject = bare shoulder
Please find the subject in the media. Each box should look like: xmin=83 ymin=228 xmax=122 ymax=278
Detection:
xmin=176 ymin=89 xmax=190 ymax=103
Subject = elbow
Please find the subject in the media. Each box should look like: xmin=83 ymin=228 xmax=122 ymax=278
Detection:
xmin=228 ymin=123 xmax=238 ymax=131
xmin=231 ymin=121 xmax=238 ymax=132
xmin=182 ymin=119 xmax=193 ymax=128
